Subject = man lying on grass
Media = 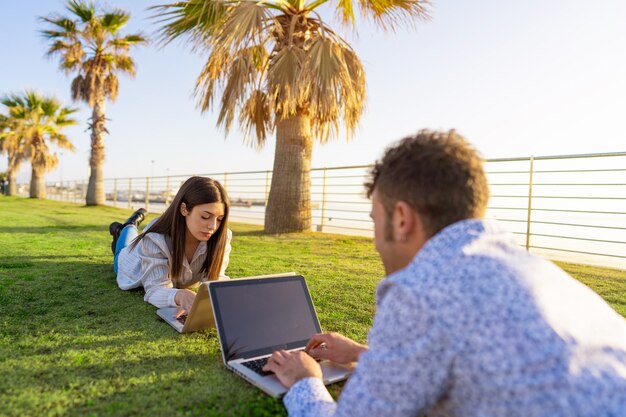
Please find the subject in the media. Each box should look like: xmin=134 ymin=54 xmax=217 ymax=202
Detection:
xmin=263 ymin=130 xmax=626 ymax=416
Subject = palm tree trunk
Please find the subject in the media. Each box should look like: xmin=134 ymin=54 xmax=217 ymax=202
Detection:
xmin=86 ymin=97 xmax=106 ymax=205
xmin=264 ymin=114 xmax=313 ymax=234
xmin=30 ymin=165 xmax=46 ymax=199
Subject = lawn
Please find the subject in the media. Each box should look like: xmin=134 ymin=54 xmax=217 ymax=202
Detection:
xmin=1 ymin=196 xmax=625 ymax=417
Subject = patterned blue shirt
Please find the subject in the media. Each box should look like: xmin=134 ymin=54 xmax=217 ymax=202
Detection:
xmin=284 ymin=219 xmax=626 ymax=417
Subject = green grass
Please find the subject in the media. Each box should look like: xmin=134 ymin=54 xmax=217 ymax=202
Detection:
xmin=1 ymin=196 xmax=625 ymax=417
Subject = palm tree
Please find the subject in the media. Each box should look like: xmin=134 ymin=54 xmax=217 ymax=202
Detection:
xmin=1 ymin=91 xmax=78 ymax=199
xmin=41 ymin=0 xmax=148 ymax=205
xmin=153 ymin=0 xmax=429 ymax=233
xmin=0 ymin=112 xmax=28 ymax=196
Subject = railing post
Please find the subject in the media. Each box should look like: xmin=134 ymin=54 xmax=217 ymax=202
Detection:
xmin=223 ymin=172 xmax=228 ymax=191
xmin=128 ymin=178 xmax=132 ymax=209
xmin=525 ymin=156 xmax=534 ymax=251
xmin=165 ymin=175 xmax=171 ymax=206
xmin=145 ymin=177 xmax=150 ymax=212
xmin=320 ymin=168 xmax=328 ymax=232
xmin=113 ymin=178 xmax=118 ymax=208
xmin=265 ymin=171 xmax=270 ymax=206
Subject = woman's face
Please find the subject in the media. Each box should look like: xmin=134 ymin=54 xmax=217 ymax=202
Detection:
xmin=181 ymin=202 xmax=225 ymax=243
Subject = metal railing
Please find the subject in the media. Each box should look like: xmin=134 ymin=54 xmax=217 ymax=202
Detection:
xmin=28 ymin=151 xmax=626 ymax=270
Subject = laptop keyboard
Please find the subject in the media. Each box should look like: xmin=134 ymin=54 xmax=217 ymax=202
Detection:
xmin=241 ymin=358 xmax=273 ymax=376
xmin=176 ymin=315 xmax=187 ymax=325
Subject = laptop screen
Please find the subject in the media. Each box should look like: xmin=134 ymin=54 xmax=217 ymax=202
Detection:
xmin=210 ymin=276 xmax=322 ymax=361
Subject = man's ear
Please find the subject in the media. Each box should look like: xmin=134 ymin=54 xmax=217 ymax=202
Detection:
xmin=392 ymin=201 xmax=415 ymax=241
xmin=180 ymin=203 xmax=187 ymax=216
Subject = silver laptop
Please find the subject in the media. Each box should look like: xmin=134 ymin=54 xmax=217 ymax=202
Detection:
xmin=157 ymin=273 xmax=298 ymax=333
xmin=208 ymin=274 xmax=352 ymax=397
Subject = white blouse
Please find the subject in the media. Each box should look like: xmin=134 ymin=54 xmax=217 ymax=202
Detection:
xmin=116 ymin=221 xmax=232 ymax=308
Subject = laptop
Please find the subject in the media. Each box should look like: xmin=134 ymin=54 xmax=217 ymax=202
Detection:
xmin=209 ymin=274 xmax=353 ymax=397
xmin=156 ymin=282 xmax=215 ymax=333
xmin=156 ymin=272 xmax=298 ymax=333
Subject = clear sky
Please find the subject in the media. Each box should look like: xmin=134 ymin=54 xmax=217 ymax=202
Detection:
xmin=1 ymin=0 xmax=625 ymax=183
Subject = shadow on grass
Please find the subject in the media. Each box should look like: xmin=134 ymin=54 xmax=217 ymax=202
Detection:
xmin=0 ymin=225 xmax=109 ymax=233
xmin=0 ymin=257 xmax=287 ymax=416
xmin=0 ymin=255 xmax=107 ymax=264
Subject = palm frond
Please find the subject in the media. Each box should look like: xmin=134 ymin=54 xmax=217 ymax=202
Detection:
xmin=356 ymin=0 xmax=430 ymax=30
xmin=112 ymin=55 xmax=135 ymax=76
xmin=101 ymin=10 xmax=131 ymax=34
xmin=267 ymin=45 xmax=306 ymax=118
xmin=67 ymin=0 xmax=95 ymax=23
xmin=195 ymin=48 xmax=231 ymax=111
xmin=212 ymin=2 xmax=270 ymax=52
xmin=216 ymin=47 xmax=263 ymax=132
xmin=111 ymin=34 xmax=149 ymax=48
xmin=70 ymin=75 xmax=85 ymax=101
xmin=151 ymin=0 xmax=229 ymax=49
xmin=303 ymin=34 xmax=364 ymax=141
xmin=239 ymin=89 xmax=273 ymax=147
xmin=103 ymin=74 xmax=119 ymax=101
xmin=39 ymin=17 xmax=77 ymax=36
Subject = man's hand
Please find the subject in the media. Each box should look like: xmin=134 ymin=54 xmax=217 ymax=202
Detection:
xmin=305 ymin=332 xmax=368 ymax=364
xmin=262 ymin=350 xmax=322 ymax=388
xmin=174 ymin=289 xmax=196 ymax=318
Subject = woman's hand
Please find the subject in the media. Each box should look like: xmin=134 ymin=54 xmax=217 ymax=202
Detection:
xmin=174 ymin=289 xmax=196 ymax=318
xmin=305 ymin=332 xmax=368 ymax=364
xmin=262 ymin=350 xmax=322 ymax=388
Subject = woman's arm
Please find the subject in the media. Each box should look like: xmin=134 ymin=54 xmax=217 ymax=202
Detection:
xmin=139 ymin=235 xmax=180 ymax=308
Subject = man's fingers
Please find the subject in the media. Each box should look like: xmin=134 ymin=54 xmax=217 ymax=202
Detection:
xmin=308 ymin=345 xmax=330 ymax=360
xmin=305 ymin=333 xmax=329 ymax=351
xmin=263 ymin=350 xmax=289 ymax=371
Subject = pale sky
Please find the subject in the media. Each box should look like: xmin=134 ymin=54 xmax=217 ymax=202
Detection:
xmin=1 ymin=0 xmax=625 ymax=183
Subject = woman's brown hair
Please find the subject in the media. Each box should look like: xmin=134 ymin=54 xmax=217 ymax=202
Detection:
xmin=132 ymin=176 xmax=230 ymax=285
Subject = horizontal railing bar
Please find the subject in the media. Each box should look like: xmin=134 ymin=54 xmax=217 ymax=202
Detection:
xmin=321 ymin=208 xmax=371 ymax=214
xmin=319 ymin=224 xmax=373 ymax=232
xmin=533 ymin=168 xmax=626 ymax=174
xmin=220 ymin=177 xmax=269 ymax=183
xmin=322 ymin=217 xmax=372 ymax=223
xmin=311 ymin=183 xmax=365 ymax=187
xmin=488 ymin=151 xmax=626 ymax=162
xmin=491 ymin=183 xmax=626 ymax=186
xmin=530 ymin=246 xmax=626 ymax=259
xmin=489 ymin=219 xmax=528 ymax=223
xmin=489 ymin=207 xmax=626 ymax=216
xmin=310 ymin=192 xmax=365 ymax=196
xmin=530 ymin=233 xmax=626 ymax=245
xmin=489 ymin=206 xmax=528 ymax=210
xmin=486 ymin=168 xmax=626 ymax=175
xmin=491 ymin=195 xmax=626 ymax=200
xmin=529 ymin=221 xmax=626 ymax=231
xmin=311 ymin=174 xmax=367 ymax=180
xmin=532 ymin=208 xmax=626 ymax=215
xmin=311 ymin=200 xmax=369 ymax=205
xmin=311 ymin=165 xmax=371 ymax=172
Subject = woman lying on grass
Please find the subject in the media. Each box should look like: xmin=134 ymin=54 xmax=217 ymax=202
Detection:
xmin=108 ymin=176 xmax=231 ymax=317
